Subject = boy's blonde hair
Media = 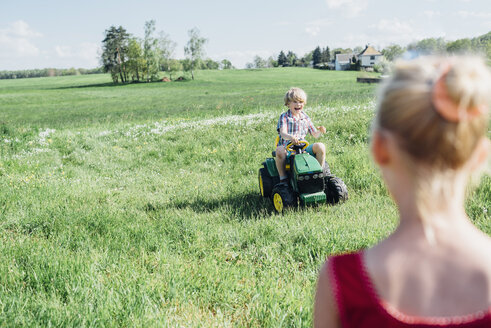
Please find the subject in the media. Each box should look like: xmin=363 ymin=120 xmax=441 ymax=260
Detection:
xmin=374 ymin=55 xmax=490 ymax=170
xmin=284 ymin=87 xmax=307 ymax=106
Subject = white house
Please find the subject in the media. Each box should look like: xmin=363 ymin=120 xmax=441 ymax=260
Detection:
xmin=358 ymin=45 xmax=383 ymax=68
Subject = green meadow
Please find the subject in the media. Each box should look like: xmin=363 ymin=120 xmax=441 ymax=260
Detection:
xmin=0 ymin=68 xmax=489 ymax=327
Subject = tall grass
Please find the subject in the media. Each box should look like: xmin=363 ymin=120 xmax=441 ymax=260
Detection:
xmin=0 ymin=68 xmax=489 ymax=327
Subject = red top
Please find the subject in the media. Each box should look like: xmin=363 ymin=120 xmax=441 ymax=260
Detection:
xmin=327 ymin=251 xmax=491 ymax=328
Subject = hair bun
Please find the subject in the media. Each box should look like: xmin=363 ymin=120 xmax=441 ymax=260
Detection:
xmin=445 ymin=58 xmax=491 ymax=115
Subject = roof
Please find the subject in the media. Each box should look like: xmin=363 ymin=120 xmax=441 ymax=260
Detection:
xmin=335 ymin=53 xmax=354 ymax=62
xmin=358 ymin=45 xmax=382 ymax=56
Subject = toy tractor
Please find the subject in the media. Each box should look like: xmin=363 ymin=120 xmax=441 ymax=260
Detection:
xmin=258 ymin=140 xmax=348 ymax=213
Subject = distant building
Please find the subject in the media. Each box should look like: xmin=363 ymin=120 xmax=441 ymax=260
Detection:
xmin=335 ymin=53 xmax=355 ymax=71
xmin=358 ymin=45 xmax=383 ymax=68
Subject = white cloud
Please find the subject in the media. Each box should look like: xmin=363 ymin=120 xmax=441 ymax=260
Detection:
xmin=9 ymin=20 xmax=43 ymax=38
xmin=325 ymin=0 xmax=368 ymax=17
xmin=305 ymin=19 xmax=333 ymax=37
xmin=0 ymin=20 xmax=42 ymax=58
xmin=370 ymin=19 xmax=414 ymax=35
xmin=423 ymin=10 xmax=441 ymax=19
xmin=55 ymin=45 xmax=72 ymax=58
xmin=457 ymin=11 xmax=491 ymax=19
xmin=54 ymin=42 xmax=100 ymax=67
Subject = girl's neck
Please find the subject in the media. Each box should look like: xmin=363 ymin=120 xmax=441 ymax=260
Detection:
xmin=390 ymin=170 xmax=472 ymax=242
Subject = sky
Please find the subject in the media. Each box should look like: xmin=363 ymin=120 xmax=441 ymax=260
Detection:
xmin=1 ymin=0 xmax=490 ymax=70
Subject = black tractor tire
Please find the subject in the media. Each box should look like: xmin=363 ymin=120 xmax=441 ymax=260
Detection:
xmin=324 ymin=176 xmax=348 ymax=204
xmin=258 ymin=168 xmax=273 ymax=198
xmin=323 ymin=161 xmax=331 ymax=176
xmin=271 ymin=184 xmax=297 ymax=213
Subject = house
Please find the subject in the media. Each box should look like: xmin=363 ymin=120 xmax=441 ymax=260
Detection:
xmin=358 ymin=45 xmax=383 ymax=68
xmin=335 ymin=53 xmax=355 ymax=71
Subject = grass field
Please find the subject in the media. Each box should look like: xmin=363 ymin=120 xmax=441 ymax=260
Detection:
xmin=0 ymin=68 xmax=489 ymax=327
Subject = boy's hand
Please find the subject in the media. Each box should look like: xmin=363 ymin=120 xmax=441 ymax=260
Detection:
xmin=291 ymin=136 xmax=300 ymax=145
xmin=318 ymin=126 xmax=326 ymax=134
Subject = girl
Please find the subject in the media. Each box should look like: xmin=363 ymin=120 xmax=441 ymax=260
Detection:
xmin=314 ymin=56 xmax=491 ymax=327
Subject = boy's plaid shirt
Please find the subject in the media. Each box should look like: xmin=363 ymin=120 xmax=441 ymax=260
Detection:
xmin=276 ymin=110 xmax=317 ymax=147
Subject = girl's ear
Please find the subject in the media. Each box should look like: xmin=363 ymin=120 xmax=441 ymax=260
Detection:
xmin=371 ymin=130 xmax=391 ymax=166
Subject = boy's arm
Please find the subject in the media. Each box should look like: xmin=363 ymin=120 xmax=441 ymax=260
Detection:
xmin=312 ymin=126 xmax=326 ymax=138
xmin=279 ymin=126 xmax=300 ymax=145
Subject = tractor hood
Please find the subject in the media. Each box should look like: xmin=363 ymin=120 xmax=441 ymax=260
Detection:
xmin=293 ymin=153 xmax=322 ymax=175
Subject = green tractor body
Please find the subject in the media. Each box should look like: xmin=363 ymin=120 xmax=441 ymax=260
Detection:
xmin=258 ymin=143 xmax=347 ymax=212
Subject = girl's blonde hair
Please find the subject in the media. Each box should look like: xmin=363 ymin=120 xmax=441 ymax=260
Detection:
xmin=374 ymin=56 xmax=490 ymax=242
xmin=375 ymin=55 xmax=490 ymax=170
xmin=284 ymin=87 xmax=307 ymax=106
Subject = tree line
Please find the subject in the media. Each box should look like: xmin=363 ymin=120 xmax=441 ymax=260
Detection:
xmin=246 ymin=31 xmax=491 ymax=70
xmin=1 ymin=30 xmax=489 ymax=80
xmin=101 ymin=21 xmax=233 ymax=83
xmin=0 ymin=67 xmax=103 ymax=80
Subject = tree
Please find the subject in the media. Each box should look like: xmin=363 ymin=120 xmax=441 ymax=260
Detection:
xmin=167 ymin=59 xmax=182 ymax=80
xmin=277 ymin=51 xmax=287 ymax=67
xmin=127 ymin=37 xmax=145 ymax=81
xmin=184 ymin=27 xmax=207 ymax=80
xmin=301 ymin=51 xmax=313 ymax=67
xmin=253 ymin=55 xmax=267 ymax=68
xmin=101 ymin=25 xmax=130 ymax=83
xmin=220 ymin=59 xmax=233 ymax=69
xmin=143 ymin=20 xmax=160 ymax=82
xmin=158 ymin=30 xmax=177 ymax=74
xmin=312 ymin=46 xmax=322 ymax=66
xmin=321 ymin=46 xmax=330 ymax=63
xmin=267 ymin=56 xmax=278 ymax=68
xmin=203 ymin=58 xmax=219 ymax=70
xmin=446 ymin=38 xmax=472 ymax=54
xmin=381 ymin=44 xmax=405 ymax=61
xmin=286 ymin=51 xmax=297 ymax=67
xmin=408 ymin=37 xmax=446 ymax=55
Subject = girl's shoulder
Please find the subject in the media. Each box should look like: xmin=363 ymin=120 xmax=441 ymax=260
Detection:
xmin=327 ymin=249 xmax=491 ymax=327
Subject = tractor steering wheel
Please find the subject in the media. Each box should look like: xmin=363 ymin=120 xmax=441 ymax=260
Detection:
xmin=286 ymin=140 xmax=310 ymax=153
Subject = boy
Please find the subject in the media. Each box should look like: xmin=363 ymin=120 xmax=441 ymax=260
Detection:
xmin=275 ymin=87 xmax=327 ymax=185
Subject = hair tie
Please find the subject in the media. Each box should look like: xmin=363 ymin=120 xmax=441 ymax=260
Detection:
xmin=431 ymin=65 xmax=488 ymax=122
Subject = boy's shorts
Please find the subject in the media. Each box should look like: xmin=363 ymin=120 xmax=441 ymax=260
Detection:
xmin=286 ymin=144 xmax=315 ymax=158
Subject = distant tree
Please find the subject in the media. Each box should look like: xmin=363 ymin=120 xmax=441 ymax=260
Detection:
xmin=245 ymin=62 xmax=254 ymax=69
xmin=158 ymin=30 xmax=177 ymax=74
xmin=184 ymin=27 xmax=208 ymax=80
xmin=277 ymin=51 xmax=287 ymax=67
xmin=446 ymin=38 xmax=472 ymax=54
xmin=143 ymin=20 xmax=160 ymax=82
xmin=267 ymin=56 xmax=278 ymax=67
xmin=471 ymin=31 xmax=491 ymax=60
xmin=203 ymin=58 xmax=219 ymax=70
xmin=101 ymin=25 xmax=130 ymax=83
xmin=381 ymin=44 xmax=405 ymax=61
xmin=220 ymin=59 xmax=233 ymax=69
xmin=127 ymin=37 xmax=145 ymax=81
xmin=321 ymin=46 xmax=330 ymax=63
xmin=349 ymin=56 xmax=360 ymax=71
xmin=253 ymin=55 xmax=267 ymax=68
xmin=332 ymin=47 xmax=352 ymax=57
xmin=312 ymin=47 xmax=322 ymax=66
xmin=167 ymin=59 xmax=182 ymax=80
xmin=181 ymin=58 xmax=193 ymax=78
xmin=408 ymin=37 xmax=446 ymax=55
xmin=301 ymin=51 xmax=313 ymax=67
xmin=286 ymin=51 xmax=297 ymax=66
